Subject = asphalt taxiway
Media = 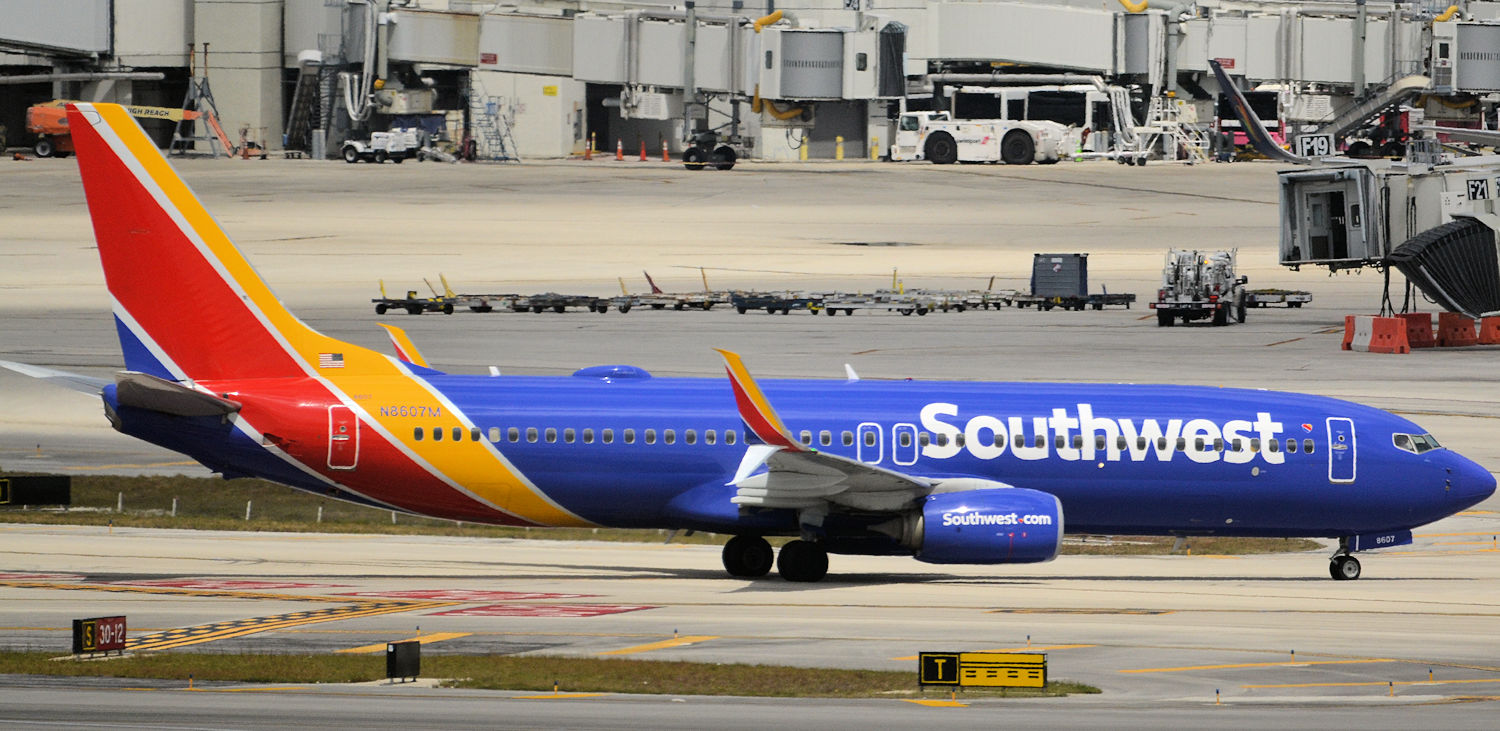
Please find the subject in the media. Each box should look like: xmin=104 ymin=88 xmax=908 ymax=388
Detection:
xmin=2 ymin=156 xmax=1499 ymax=725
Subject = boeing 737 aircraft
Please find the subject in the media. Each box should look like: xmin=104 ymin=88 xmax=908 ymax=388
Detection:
xmin=5 ymin=104 xmax=1493 ymax=582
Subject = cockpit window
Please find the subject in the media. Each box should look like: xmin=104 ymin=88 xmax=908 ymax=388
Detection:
xmin=1392 ymin=433 xmax=1443 ymax=454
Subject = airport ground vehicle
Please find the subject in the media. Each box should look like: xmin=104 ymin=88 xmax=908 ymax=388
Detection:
xmin=890 ymin=112 xmax=1066 ymax=165
xmin=341 ymin=128 xmax=420 ymax=163
xmin=1152 ymin=249 xmax=1248 ymax=326
xmin=8 ymin=103 xmax=1494 ymax=584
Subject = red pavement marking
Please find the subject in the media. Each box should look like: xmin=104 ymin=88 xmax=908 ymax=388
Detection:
xmin=427 ymin=604 xmax=656 ymax=618
xmin=0 ymin=573 xmax=85 ymax=581
xmin=339 ymin=590 xmax=597 ymax=602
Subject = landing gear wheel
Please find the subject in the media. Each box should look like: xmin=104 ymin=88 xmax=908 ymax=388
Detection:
xmin=1000 ymin=130 xmax=1035 ymax=165
xmin=722 ymin=535 xmax=774 ymax=578
xmin=776 ymin=540 xmax=829 ymax=582
xmin=1330 ymin=555 xmax=1361 ymax=580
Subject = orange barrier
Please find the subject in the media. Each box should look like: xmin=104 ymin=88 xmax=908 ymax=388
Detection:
xmin=1397 ymin=313 xmax=1436 ymax=348
xmin=1437 ymin=312 xmax=1478 ymax=347
xmin=1480 ymin=317 xmax=1500 ymax=345
xmin=1343 ymin=315 xmax=1410 ymax=354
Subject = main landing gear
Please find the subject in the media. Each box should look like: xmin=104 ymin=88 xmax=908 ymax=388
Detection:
xmin=1329 ymin=538 xmax=1362 ymax=581
xmin=722 ymin=536 xmax=828 ymax=582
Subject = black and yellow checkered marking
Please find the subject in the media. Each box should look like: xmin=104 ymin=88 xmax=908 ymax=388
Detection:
xmin=1 ymin=579 xmax=456 ymax=652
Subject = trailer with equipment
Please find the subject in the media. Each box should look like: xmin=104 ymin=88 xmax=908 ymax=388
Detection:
xmin=1151 ymin=249 xmax=1248 ymax=326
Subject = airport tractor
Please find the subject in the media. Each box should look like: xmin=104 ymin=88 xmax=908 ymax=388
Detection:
xmin=890 ymin=111 xmax=1066 ymax=165
xmin=341 ymin=128 xmax=420 ymax=164
xmin=1151 ymin=249 xmax=1248 ymax=326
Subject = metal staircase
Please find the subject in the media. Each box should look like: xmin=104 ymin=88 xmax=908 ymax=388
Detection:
xmin=467 ymin=79 xmax=520 ymax=162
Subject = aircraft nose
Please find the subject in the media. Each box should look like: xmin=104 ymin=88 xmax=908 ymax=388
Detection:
xmin=1447 ymin=454 xmax=1496 ymax=509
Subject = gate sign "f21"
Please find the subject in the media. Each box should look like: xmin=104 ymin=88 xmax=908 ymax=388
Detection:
xmin=73 ymin=615 xmax=127 ymax=654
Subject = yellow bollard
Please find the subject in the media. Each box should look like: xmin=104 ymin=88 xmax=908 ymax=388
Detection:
xmin=1429 ymin=668 xmax=1434 ymax=682
xmin=870 ymin=136 xmax=879 ymax=160
xmin=835 ymin=135 xmax=844 ymax=161
xmin=1215 ymin=688 xmax=1220 ymax=705
xmin=799 ymin=141 xmax=808 ymax=161
xmin=1389 ymin=681 xmax=1395 ymax=697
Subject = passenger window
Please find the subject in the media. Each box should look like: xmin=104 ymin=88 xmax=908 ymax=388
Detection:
xmin=1193 ymin=438 xmax=1204 ymax=452
xmin=545 ymin=428 xmax=557 ymax=443
xmin=685 ymin=430 xmax=696 ymax=445
xmin=1036 ymin=435 xmax=1047 ymax=448
xmin=1214 ymin=438 xmax=1224 ymax=452
xmin=819 ymin=430 xmax=832 ymax=447
xmin=900 ymin=432 xmax=913 ymax=448
xmin=488 ymin=427 xmax=501 ymax=443
xmin=842 ymin=431 xmax=854 ymax=446
xmin=920 ymin=433 xmax=931 ymax=447
xmin=583 ymin=428 xmax=594 ymax=444
xmin=471 ymin=427 xmax=481 ymax=442
xmin=1015 ymin=434 xmax=1025 ymax=448
xmin=1287 ymin=438 xmax=1297 ymax=453
xmin=526 ymin=427 xmax=538 ymax=443
xmin=1157 ymin=437 xmax=1168 ymax=451
xmin=623 ymin=428 xmax=636 ymax=444
xmin=1095 ymin=435 xmax=1106 ymax=450
xmin=1304 ymin=439 xmax=1314 ymax=453
xmin=993 ymin=433 xmax=1005 ymax=447
xmin=602 ymin=428 xmax=614 ymax=444
xmin=1174 ymin=437 xmax=1186 ymax=451
xmin=725 ymin=430 xmax=737 ymax=446
xmin=1117 ymin=436 xmax=1128 ymax=450
xmin=414 ymin=427 xmax=424 ymax=441
xmin=1071 ymin=435 xmax=1082 ymax=449
xmin=433 ymin=427 xmax=443 ymax=442
xmin=1136 ymin=437 xmax=1147 ymax=450
xmin=800 ymin=430 xmax=812 ymax=446
xmin=1268 ymin=439 xmax=1280 ymax=453
xmin=935 ymin=434 xmax=948 ymax=447
xmin=956 ymin=433 xmax=967 ymax=448
xmin=508 ymin=427 xmax=519 ymax=442
xmin=1250 ymin=438 xmax=1261 ymax=452
xmin=645 ymin=429 xmax=657 ymax=445
xmin=705 ymin=430 xmax=716 ymax=445
xmin=664 ymin=429 xmax=675 ymax=445
xmin=564 ymin=428 xmax=575 ymax=443
xmin=866 ymin=431 xmax=878 ymax=447
xmin=452 ymin=427 xmax=463 ymax=442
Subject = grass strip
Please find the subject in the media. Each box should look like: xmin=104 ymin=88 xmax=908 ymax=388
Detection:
xmin=0 ymin=652 xmax=1098 ymax=698
xmin=0 ymin=471 xmax=1322 ymax=555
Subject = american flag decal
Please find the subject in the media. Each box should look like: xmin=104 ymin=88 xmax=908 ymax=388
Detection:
xmin=318 ymin=352 xmax=344 ymax=369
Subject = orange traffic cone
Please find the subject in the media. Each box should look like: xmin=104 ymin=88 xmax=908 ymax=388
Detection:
xmin=615 ymin=139 xmax=623 ymax=161
xmin=639 ymin=140 xmax=647 ymax=161
xmin=661 ymin=137 xmax=670 ymax=162
xmin=583 ymin=136 xmax=592 ymax=160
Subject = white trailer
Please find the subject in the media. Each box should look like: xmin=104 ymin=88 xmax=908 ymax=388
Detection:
xmin=890 ymin=112 xmax=1066 ymax=165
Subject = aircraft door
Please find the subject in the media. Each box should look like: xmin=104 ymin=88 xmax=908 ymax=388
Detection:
xmin=1326 ymin=417 xmax=1355 ymax=483
xmin=892 ymin=423 xmax=919 ymax=466
xmin=328 ymin=405 xmax=360 ymax=470
xmin=857 ymin=422 xmax=882 ymax=464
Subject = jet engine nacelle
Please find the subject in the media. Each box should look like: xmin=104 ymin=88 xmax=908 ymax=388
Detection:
xmin=911 ymin=488 xmax=1064 ymax=564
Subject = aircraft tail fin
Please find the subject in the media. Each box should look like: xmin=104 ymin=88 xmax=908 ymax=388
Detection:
xmin=1209 ymin=60 xmax=1309 ymax=165
xmin=67 ymin=103 xmax=379 ymax=382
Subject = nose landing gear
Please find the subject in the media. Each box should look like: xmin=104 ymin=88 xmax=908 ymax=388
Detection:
xmin=1329 ymin=538 xmax=1362 ymax=580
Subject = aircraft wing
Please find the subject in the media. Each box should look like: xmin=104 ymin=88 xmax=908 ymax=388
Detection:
xmin=716 ymin=350 xmax=934 ymax=513
xmin=1413 ymin=124 xmax=1500 ymax=148
xmin=1209 ymin=59 xmax=1310 ymax=165
xmin=0 ymin=360 xmax=111 ymax=395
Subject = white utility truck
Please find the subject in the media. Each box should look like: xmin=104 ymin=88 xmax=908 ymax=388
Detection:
xmin=341 ymin=128 xmax=420 ymax=163
xmin=1151 ymin=249 xmax=1248 ymax=326
xmin=890 ymin=111 xmax=1067 ymax=165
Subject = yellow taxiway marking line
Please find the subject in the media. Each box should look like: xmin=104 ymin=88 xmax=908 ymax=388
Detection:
xmin=63 ymin=461 xmax=200 ymax=471
xmin=1243 ymin=678 xmax=1500 ymax=690
xmin=512 ymin=693 xmax=607 ymax=700
xmin=338 ymin=632 xmax=473 ymax=654
xmin=1455 ymin=510 xmax=1495 ymax=515
xmin=1121 ymin=658 xmax=1395 ymax=674
xmin=1416 ymin=531 xmax=1500 ymax=538
xmin=598 ymin=635 xmax=718 ymax=656
xmin=892 ymin=644 xmax=1095 ymax=662
xmin=902 ymin=699 xmax=968 ymax=707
